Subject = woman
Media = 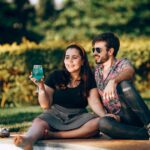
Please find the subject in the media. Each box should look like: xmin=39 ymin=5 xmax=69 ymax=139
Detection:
xmin=14 ymin=43 xmax=108 ymax=150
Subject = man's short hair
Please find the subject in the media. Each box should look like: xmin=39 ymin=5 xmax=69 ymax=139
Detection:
xmin=92 ymin=32 xmax=120 ymax=57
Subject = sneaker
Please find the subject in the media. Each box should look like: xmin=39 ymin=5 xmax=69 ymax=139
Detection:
xmin=146 ymin=123 xmax=150 ymax=140
xmin=0 ymin=128 xmax=10 ymax=138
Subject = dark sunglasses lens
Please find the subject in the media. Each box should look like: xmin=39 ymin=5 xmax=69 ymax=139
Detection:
xmin=92 ymin=48 xmax=101 ymax=53
xmin=96 ymin=48 xmax=101 ymax=53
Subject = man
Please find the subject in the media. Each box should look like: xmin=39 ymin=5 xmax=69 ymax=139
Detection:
xmin=92 ymin=32 xmax=150 ymax=139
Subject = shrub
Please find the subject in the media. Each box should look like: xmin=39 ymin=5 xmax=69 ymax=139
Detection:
xmin=0 ymin=37 xmax=150 ymax=107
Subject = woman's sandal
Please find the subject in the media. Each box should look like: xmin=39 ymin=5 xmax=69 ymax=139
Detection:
xmin=0 ymin=128 xmax=10 ymax=138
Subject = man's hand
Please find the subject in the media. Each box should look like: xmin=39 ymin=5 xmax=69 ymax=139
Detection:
xmin=103 ymin=79 xmax=117 ymax=100
xmin=104 ymin=113 xmax=120 ymax=122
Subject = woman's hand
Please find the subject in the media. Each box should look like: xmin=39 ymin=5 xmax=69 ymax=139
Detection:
xmin=29 ymin=73 xmax=45 ymax=91
xmin=29 ymin=72 xmax=54 ymax=109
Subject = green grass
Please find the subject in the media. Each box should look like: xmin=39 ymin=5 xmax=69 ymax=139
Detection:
xmin=0 ymin=98 xmax=150 ymax=132
xmin=0 ymin=106 xmax=42 ymax=132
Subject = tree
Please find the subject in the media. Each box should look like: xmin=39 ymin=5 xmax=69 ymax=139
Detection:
xmin=39 ymin=0 xmax=150 ymax=41
xmin=0 ymin=0 xmax=149 ymax=43
xmin=35 ymin=0 xmax=55 ymax=21
xmin=0 ymin=0 xmax=41 ymax=43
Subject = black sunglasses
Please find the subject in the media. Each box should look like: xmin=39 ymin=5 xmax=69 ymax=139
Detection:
xmin=92 ymin=47 xmax=102 ymax=53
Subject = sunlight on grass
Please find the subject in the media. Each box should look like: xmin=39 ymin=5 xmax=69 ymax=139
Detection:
xmin=0 ymin=106 xmax=42 ymax=132
xmin=0 ymin=100 xmax=149 ymax=132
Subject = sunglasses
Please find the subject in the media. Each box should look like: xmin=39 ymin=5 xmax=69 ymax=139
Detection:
xmin=92 ymin=47 xmax=102 ymax=53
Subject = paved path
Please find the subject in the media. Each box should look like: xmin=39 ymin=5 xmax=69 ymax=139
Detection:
xmin=0 ymin=133 xmax=150 ymax=150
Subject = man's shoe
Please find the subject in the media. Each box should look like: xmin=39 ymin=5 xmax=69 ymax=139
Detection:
xmin=146 ymin=123 xmax=150 ymax=140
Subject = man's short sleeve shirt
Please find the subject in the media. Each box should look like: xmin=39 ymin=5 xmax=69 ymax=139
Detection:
xmin=95 ymin=58 xmax=133 ymax=114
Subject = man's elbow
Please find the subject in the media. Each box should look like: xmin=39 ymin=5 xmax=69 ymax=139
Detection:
xmin=126 ymin=67 xmax=135 ymax=79
xmin=130 ymin=67 xmax=135 ymax=76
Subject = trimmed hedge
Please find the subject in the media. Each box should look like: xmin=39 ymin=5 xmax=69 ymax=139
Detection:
xmin=0 ymin=37 xmax=150 ymax=107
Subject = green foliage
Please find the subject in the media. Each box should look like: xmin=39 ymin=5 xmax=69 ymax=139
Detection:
xmin=33 ymin=0 xmax=150 ymax=41
xmin=36 ymin=0 xmax=55 ymax=21
xmin=0 ymin=0 xmax=37 ymax=43
xmin=0 ymin=39 xmax=65 ymax=107
xmin=119 ymin=36 xmax=150 ymax=95
xmin=0 ymin=36 xmax=150 ymax=107
xmin=2 ymin=0 xmax=149 ymax=43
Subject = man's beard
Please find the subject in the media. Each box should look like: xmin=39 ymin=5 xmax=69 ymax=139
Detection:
xmin=95 ymin=54 xmax=109 ymax=64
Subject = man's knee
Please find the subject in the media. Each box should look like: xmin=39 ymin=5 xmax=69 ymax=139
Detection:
xmin=99 ymin=117 xmax=114 ymax=132
xmin=117 ymin=80 xmax=133 ymax=93
xmin=85 ymin=118 xmax=100 ymax=130
xmin=117 ymin=80 xmax=141 ymax=100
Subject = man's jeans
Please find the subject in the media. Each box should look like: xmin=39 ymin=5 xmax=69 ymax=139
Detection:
xmin=99 ymin=81 xmax=150 ymax=139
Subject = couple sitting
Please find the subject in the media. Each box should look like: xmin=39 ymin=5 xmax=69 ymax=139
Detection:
xmin=14 ymin=32 xmax=150 ymax=150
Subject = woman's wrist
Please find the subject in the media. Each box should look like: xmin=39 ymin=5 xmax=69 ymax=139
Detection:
xmin=37 ymin=87 xmax=45 ymax=94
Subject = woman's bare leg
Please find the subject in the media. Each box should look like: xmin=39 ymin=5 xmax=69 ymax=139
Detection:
xmin=45 ymin=118 xmax=100 ymax=139
xmin=14 ymin=118 xmax=49 ymax=150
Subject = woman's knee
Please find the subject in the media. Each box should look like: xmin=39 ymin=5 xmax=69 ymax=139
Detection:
xmin=32 ymin=118 xmax=49 ymax=128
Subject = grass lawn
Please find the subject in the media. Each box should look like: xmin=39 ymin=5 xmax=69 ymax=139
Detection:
xmin=0 ymin=106 xmax=43 ymax=132
xmin=0 ymin=98 xmax=150 ymax=132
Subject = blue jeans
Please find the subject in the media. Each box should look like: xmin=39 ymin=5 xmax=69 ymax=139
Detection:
xmin=99 ymin=81 xmax=150 ymax=139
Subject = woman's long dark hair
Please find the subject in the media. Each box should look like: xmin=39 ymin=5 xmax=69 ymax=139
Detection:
xmin=62 ymin=43 xmax=94 ymax=98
